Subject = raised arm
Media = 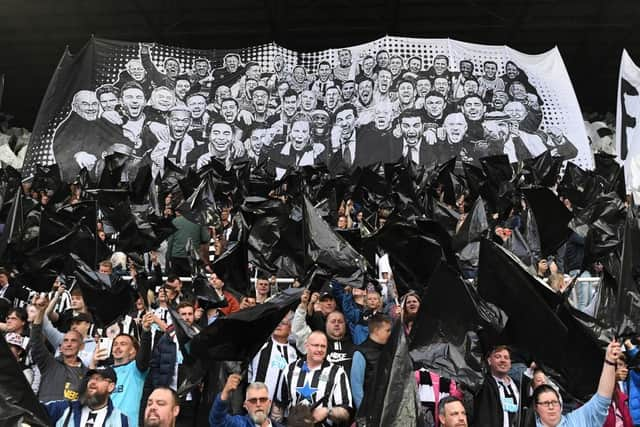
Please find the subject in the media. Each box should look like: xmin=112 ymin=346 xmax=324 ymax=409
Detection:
xmin=597 ymin=339 xmax=622 ymax=398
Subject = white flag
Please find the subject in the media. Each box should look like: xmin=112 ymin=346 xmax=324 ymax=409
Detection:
xmin=616 ymin=49 xmax=640 ymax=203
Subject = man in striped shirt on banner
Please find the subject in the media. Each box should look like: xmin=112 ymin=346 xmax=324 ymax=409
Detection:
xmin=248 ymin=311 xmax=299 ymax=401
xmin=273 ymin=331 xmax=352 ymax=426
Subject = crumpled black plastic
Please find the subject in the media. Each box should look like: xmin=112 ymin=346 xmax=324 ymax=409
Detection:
xmin=478 ymin=239 xmax=604 ymax=401
xmin=358 ymin=320 xmax=418 ymax=427
xmin=410 ymin=262 xmax=506 ymax=391
xmin=190 ymin=287 xmax=302 ymax=362
xmin=303 ymin=196 xmax=366 ymax=288
xmin=0 ymin=337 xmax=50 ymax=426
xmin=372 ymin=219 xmax=446 ymax=296
xmin=522 ymin=187 xmax=573 ymax=256
xmin=520 ymin=150 xmax=564 ymax=188
xmin=70 ymin=253 xmax=134 ymax=326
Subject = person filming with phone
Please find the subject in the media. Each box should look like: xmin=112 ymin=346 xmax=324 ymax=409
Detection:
xmin=90 ymin=311 xmax=154 ymax=426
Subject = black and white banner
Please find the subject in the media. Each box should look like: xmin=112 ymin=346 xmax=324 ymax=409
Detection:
xmin=617 ymin=49 xmax=640 ymax=203
xmin=23 ymin=36 xmax=592 ymax=180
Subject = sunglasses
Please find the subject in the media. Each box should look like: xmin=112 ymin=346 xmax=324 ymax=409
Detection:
xmin=246 ymin=397 xmax=269 ymax=405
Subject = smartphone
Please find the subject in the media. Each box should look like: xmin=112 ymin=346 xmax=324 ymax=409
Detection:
xmin=98 ymin=337 xmax=113 ymax=357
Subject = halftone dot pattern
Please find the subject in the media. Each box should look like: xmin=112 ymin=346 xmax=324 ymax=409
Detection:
xmin=24 ymin=36 xmax=590 ymax=174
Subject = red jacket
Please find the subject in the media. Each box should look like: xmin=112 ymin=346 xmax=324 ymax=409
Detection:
xmin=219 ymin=290 xmax=240 ymax=316
xmin=603 ymin=386 xmax=634 ymax=427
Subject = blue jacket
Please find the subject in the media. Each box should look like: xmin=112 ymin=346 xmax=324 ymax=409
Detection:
xmin=627 ymin=347 xmax=640 ymax=423
xmin=331 ymin=281 xmax=369 ymax=345
xmin=149 ymin=332 xmax=178 ymax=387
xmin=209 ymin=394 xmax=284 ymax=427
xmin=45 ymin=398 xmax=130 ymax=427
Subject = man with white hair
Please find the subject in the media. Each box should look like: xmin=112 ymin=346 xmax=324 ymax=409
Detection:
xmin=210 ymin=375 xmax=284 ymax=427
xmin=53 ymin=89 xmax=131 ymax=181
xmin=115 ymin=58 xmax=154 ymax=99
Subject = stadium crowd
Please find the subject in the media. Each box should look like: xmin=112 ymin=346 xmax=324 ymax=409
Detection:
xmin=0 ymin=46 xmax=636 ymax=427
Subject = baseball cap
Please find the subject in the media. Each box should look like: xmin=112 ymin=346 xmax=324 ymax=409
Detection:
xmin=85 ymin=366 xmax=117 ymax=383
xmin=70 ymin=312 xmax=93 ymax=323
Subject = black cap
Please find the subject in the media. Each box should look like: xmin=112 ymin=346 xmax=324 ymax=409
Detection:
xmin=319 ymin=292 xmax=335 ymax=301
xmin=85 ymin=366 xmax=117 ymax=383
xmin=70 ymin=312 xmax=93 ymax=323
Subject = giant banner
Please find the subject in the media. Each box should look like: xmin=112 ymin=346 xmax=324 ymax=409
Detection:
xmin=23 ymin=36 xmax=592 ymax=180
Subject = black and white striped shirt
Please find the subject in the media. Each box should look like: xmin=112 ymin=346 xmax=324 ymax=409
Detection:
xmin=275 ymin=359 xmax=353 ymax=419
xmin=249 ymin=338 xmax=298 ymax=400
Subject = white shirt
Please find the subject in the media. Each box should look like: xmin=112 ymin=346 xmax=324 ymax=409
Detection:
xmin=79 ymin=405 xmax=108 ymax=426
xmin=493 ymin=375 xmax=519 ymax=427
xmin=402 ymin=141 xmax=422 ymax=165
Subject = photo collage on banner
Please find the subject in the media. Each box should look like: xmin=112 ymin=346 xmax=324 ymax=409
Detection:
xmin=23 ymin=36 xmax=591 ymax=182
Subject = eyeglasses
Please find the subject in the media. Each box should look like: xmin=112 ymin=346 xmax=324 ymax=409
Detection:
xmin=536 ymin=400 xmax=560 ymax=409
xmin=246 ymin=397 xmax=269 ymax=405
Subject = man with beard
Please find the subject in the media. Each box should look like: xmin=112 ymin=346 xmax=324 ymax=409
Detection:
xmin=196 ymin=120 xmax=246 ymax=170
xmin=460 ymin=94 xmax=486 ymax=140
xmin=216 ymin=97 xmax=248 ymax=142
xmin=144 ymin=387 xmax=180 ymax=427
xmin=389 ymin=109 xmax=433 ymax=168
xmin=245 ymin=123 xmax=273 ymax=169
xmin=323 ymin=86 xmax=342 ymax=114
xmin=115 ymin=58 xmax=154 ymax=99
xmin=149 ymin=107 xmax=195 ymax=173
xmin=210 ymin=375 xmax=284 ymax=427
xmin=118 ymin=82 xmax=153 ymax=158
xmin=459 ymin=111 xmax=505 ymax=164
xmin=328 ymin=103 xmax=365 ymax=171
xmin=267 ymin=89 xmax=299 ymax=137
xmin=212 ymin=53 xmax=244 ymax=90
xmin=272 ymin=114 xmax=326 ymax=179
xmin=44 ymin=366 xmax=131 ymax=426
xmin=451 ymin=60 xmax=475 ymax=101
xmin=478 ymin=61 xmax=505 ymax=103
xmin=355 ymin=77 xmax=375 ymax=118
xmin=309 ymin=109 xmax=332 ymax=153
xmin=144 ymin=86 xmax=177 ymax=125
xmin=53 ymin=89 xmax=131 ymax=181
xmin=140 ymin=43 xmax=181 ymax=89
xmin=414 ymin=76 xmax=433 ymax=107
xmin=266 ymin=54 xmax=290 ymax=92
